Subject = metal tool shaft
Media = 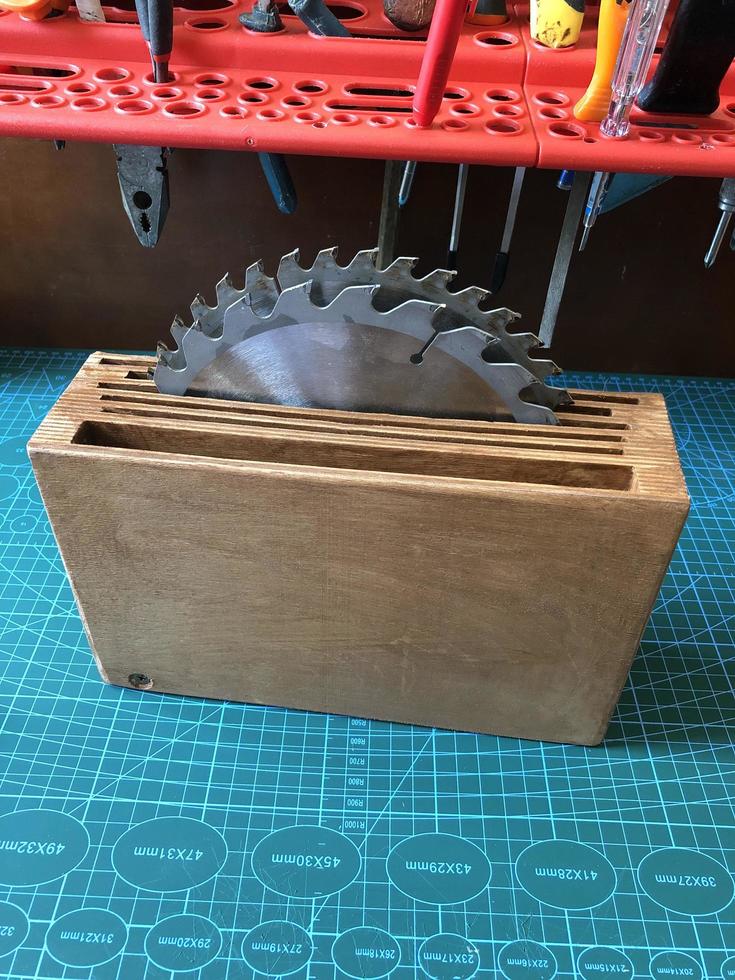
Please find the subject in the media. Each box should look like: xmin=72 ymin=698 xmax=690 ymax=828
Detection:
xmin=447 ymin=163 xmax=469 ymax=269
xmin=538 ymin=170 xmax=591 ymax=348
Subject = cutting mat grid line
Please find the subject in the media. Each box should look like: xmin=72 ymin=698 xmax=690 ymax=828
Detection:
xmin=0 ymin=349 xmax=733 ymax=980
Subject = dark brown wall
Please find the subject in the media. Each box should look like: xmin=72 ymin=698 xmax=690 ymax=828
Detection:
xmin=1 ymin=136 xmax=733 ymax=376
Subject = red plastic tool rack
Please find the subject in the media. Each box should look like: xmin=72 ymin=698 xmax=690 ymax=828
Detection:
xmin=0 ymin=0 xmax=734 ymax=175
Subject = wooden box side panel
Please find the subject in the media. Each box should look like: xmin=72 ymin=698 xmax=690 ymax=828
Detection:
xmin=29 ymin=447 xmax=688 ymax=745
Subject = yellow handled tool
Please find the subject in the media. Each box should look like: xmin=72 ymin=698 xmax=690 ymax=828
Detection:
xmin=574 ymin=0 xmax=633 ymax=120
xmin=0 ymin=0 xmax=68 ymax=18
xmin=530 ymin=0 xmax=584 ymax=48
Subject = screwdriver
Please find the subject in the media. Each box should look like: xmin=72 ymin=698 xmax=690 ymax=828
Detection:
xmin=578 ymin=0 xmax=670 ymax=249
xmin=490 ymin=166 xmax=526 ymax=293
xmin=447 ymin=164 xmax=469 ymax=270
xmin=530 ymin=0 xmax=584 ymax=48
xmin=704 ymin=179 xmax=735 ymax=269
xmin=398 ymin=161 xmax=417 ymax=208
xmin=134 ymin=0 xmax=173 ymax=83
xmin=638 ymin=0 xmax=735 ymax=116
xmin=574 ymin=0 xmax=632 ymax=122
xmin=413 ymin=0 xmax=467 ymax=128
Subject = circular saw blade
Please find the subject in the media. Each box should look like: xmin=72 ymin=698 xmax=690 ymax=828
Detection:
xmin=155 ymin=283 xmax=558 ymax=425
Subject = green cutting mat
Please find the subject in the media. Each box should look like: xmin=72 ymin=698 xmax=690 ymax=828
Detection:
xmin=0 ymin=347 xmax=733 ymax=980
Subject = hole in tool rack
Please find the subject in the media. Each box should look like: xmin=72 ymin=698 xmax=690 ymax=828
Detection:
xmin=548 ymin=121 xmax=586 ymax=138
xmin=327 ymin=100 xmax=411 ymax=113
xmin=2 ymin=63 xmax=77 ymax=78
xmin=672 ymin=131 xmax=699 ymax=143
xmin=485 ymin=88 xmax=519 ymax=102
xmin=72 ymin=96 xmax=107 ymax=110
xmin=66 ymin=81 xmax=96 ymax=94
xmin=186 ymin=16 xmax=227 ymax=27
xmin=246 ymin=77 xmax=278 ymax=90
xmin=486 ymin=118 xmax=522 ymax=135
xmin=0 ymin=92 xmax=25 ymax=104
xmin=152 ymin=86 xmax=182 ymax=99
xmin=332 ymin=111 xmax=358 ymax=124
xmin=442 ymin=118 xmax=468 ymax=131
xmin=451 ymin=103 xmax=480 ymax=116
xmin=0 ymin=79 xmax=51 ymax=93
xmin=443 ymin=87 xmax=470 ymax=100
xmin=346 ymin=84 xmax=412 ymax=97
xmin=258 ymin=107 xmax=284 ymax=120
xmin=539 ymin=106 xmax=567 ymax=119
xmin=534 ymin=90 xmax=569 ymax=106
xmin=638 ymin=129 xmax=664 ymax=141
xmin=238 ymin=92 xmax=268 ymax=105
xmin=165 ymin=100 xmax=205 ymax=115
xmin=282 ymin=95 xmax=309 ymax=107
xmin=144 ymin=70 xmax=179 ymax=84
xmin=475 ymin=30 xmax=517 ymax=45
xmin=368 ymin=114 xmax=395 ymax=126
xmin=712 ymin=133 xmax=735 ymax=145
xmin=196 ymin=87 xmax=225 ymax=101
xmin=295 ymin=109 xmax=321 ymax=122
xmin=494 ymin=103 xmax=522 ymax=116
xmin=116 ymin=98 xmax=154 ymax=113
xmin=31 ymin=94 xmax=65 ymax=108
xmin=294 ymin=79 xmax=327 ymax=94
xmin=94 ymin=67 xmax=130 ymax=82
xmin=195 ymin=72 xmax=230 ymax=85
xmin=221 ymin=105 xmax=246 ymax=117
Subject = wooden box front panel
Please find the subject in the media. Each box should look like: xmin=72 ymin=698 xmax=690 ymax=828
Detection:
xmin=30 ymin=444 xmax=687 ymax=745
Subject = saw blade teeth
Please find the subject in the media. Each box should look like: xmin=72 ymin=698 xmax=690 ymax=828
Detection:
xmin=275 ymin=249 xmax=303 ymax=285
xmin=169 ymin=315 xmax=188 ymax=346
xmin=313 ymin=246 xmax=340 ymax=269
xmin=386 ymin=256 xmax=419 ymax=277
xmin=347 ymin=249 xmax=382 ymax=277
xmin=452 ymin=285 xmax=488 ymax=307
xmin=190 ymin=293 xmax=210 ymax=321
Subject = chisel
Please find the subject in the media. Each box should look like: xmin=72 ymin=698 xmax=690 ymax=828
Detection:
xmin=638 ymin=0 xmax=735 ymax=116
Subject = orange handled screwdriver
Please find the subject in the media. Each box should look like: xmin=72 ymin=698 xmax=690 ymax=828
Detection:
xmin=574 ymin=0 xmax=632 ymax=121
xmin=413 ymin=0 xmax=467 ymax=128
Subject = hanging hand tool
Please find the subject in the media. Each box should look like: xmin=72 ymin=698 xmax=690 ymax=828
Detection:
xmin=638 ymin=0 xmax=735 ymax=116
xmin=538 ymin=170 xmax=591 ymax=347
xmin=447 ymin=164 xmax=469 ymax=269
xmin=577 ymin=0 xmax=669 ymax=251
xmin=413 ymin=0 xmax=467 ymax=128
xmin=398 ymin=161 xmax=417 ymax=207
xmin=557 ymin=169 xmax=574 ymax=191
xmin=600 ymin=0 xmax=670 ymax=138
xmin=530 ymin=0 xmax=584 ymax=49
xmin=134 ymin=0 xmax=173 ymax=83
xmin=466 ymin=0 xmax=506 ymax=26
xmin=490 ymin=166 xmax=526 ymax=293
xmin=114 ymin=145 xmax=170 ymax=248
xmin=384 ymin=0 xmax=436 ymax=31
xmin=704 ymin=178 xmax=735 ymax=269
xmin=377 ymin=161 xmax=404 ymax=269
xmin=574 ymin=0 xmax=632 ymax=121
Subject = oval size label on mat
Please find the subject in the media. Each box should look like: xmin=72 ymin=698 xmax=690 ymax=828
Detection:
xmin=145 ymin=914 xmax=222 ymax=971
xmin=0 ymin=437 xmax=30 ymax=467
xmin=332 ymin=927 xmax=401 ymax=978
xmin=577 ymin=946 xmax=633 ymax=980
xmin=112 ymin=816 xmax=227 ymax=892
xmin=386 ymin=833 xmax=491 ymax=904
xmin=0 ymin=809 xmax=89 ymax=887
xmin=721 ymin=956 xmax=735 ymax=979
xmin=498 ymin=941 xmax=557 ymax=980
xmin=638 ymin=848 xmax=734 ymax=916
xmin=418 ymin=934 xmax=480 ymax=980
xmin=0 ymin=902 xmax=30 ymax=958
xmin=650 ymin=951 xmax=703 ymax=980
xmin=515 ymin=839 xmax=616 ymax=910
xmin=252 ymin=825 xmax=361 ymax=898
xmin=45 ymin=908 xmax=127 ymax=968
xmin=242 ymin=921 xmax=313 ymax=976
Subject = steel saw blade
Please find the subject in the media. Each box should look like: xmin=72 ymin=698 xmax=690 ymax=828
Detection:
xmin=155 ymin=282 xmax=558 ymax=425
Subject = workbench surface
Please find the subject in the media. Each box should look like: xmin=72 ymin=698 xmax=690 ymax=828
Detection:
xmin=0 ymin=348 xmax=733 ymax=980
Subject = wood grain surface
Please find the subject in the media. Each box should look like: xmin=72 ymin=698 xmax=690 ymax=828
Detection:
xmin=29 ymin=353 xmax=690 ymax=745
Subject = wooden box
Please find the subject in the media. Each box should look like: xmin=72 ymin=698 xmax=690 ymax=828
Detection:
xmin=29 ymin=353 xmax=689 ymax=745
